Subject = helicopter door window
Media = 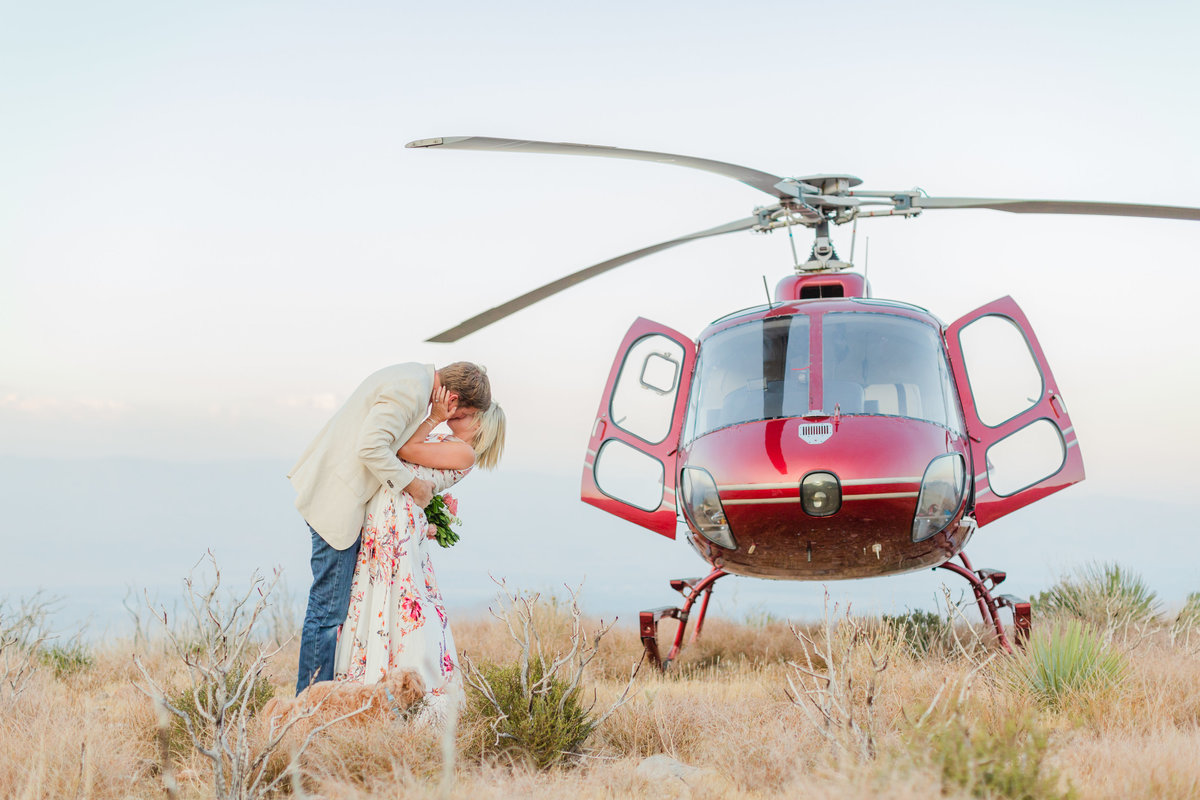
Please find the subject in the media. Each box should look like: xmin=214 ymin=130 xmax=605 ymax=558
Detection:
xmin=593 ymin=439 xmax=666 ymax=512
xmin=639 ymin=352 xmax=680 ymax=394
xmin=956 ymin=314 xmax=1045 ymax=428
xmin=610 ymin=334 xmax=687 ymax=445
xmin=984 ymin=418 xmax=1067 ymax=496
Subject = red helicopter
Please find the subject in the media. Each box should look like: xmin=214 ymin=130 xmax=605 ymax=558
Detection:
xmin=408 ymin=136 xmax=1200 ymax=667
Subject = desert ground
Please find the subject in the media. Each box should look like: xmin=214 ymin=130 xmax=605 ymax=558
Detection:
xmin=2 ymin=564 xmax=1198 ymax=800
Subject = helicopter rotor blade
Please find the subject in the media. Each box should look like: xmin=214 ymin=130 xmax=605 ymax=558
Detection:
xmin=426 ymin=216 xmax=759 ymax=343
xmin=912 ymin=196 xmax=1200 ymax=221
xmin=406 ymin=136 xmax=792 ymax=200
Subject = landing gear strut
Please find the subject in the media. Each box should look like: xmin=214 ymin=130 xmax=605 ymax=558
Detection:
xmin=639 ymin=552 xmax=1030 ymax=669
xmin=638 ymin=567 xmax=728 ymax=670
xmin=935 ymin=551 xmax=1031 ymax=652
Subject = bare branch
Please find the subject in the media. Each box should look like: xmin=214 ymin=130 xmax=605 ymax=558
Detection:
xmin=590 ymin=655 xmax=643 ymax=729
xmin=785 ymin=590 xmax=892 ymax=763
xmin=131 ymin=553 xmax=303 ymax=800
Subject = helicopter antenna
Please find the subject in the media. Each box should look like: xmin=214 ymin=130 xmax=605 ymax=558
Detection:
xmin=864 ymin=236 xmax=870 ymax=281
xmin=762 ymin=275 xmax=774 ymax=308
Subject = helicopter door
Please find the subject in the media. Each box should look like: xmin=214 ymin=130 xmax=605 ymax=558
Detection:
xmin=946 ymin=296 xmax=1085 ymax=527
xmin=581 ymin=317 xmax=697 ymax=538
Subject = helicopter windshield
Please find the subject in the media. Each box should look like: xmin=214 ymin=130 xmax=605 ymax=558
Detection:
xmin=684 ymin=315 xmax=811 ymax=441
xmin=683 ymin=311 xmax=964 ymax=441
xmin=822 ymin=312 xmax=963 ymax=430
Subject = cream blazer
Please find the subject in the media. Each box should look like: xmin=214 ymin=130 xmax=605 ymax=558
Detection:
xmin=288 ymin=363 xmax=435 ymax=550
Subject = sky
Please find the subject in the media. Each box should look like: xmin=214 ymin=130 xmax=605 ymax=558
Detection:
xmin=3 ymin=1 xmax=1199 ymax=635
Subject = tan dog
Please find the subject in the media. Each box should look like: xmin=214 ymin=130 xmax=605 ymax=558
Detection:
xmin=260 ymin=670 xmax=426 ymax=738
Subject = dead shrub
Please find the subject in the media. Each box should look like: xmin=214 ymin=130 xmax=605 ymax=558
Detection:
xmin=0 ymin=593 xmax=53 ymax=704
xmin=134 ymin=552 xmax=366 ymax=799
xmin=786 ymin=593 xmax=898 ymax=763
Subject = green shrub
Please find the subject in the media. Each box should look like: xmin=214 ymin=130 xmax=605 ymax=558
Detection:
xmin=883 ymin=608 xmax=954 ymax=657
xmin=39 ymin=642 xmax=94 ymax=678
xmin=924 ymin=712 xmax=1074 ymax=799
xmin=1001 ymin=620 xmax=1127 ymax=709
xmin=1174 ymin=592 xmax=1200 ymax=631
xmin=167 ymin=665 xmax=276 ymax=760
xmin=464 ymin=658 xmax=596 ymax=770
xmin=1033 ymin=563 xmax=1160 ymax=630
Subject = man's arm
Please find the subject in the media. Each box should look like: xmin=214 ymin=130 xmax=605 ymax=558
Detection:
xmin=355 ymin=378 xmax=434 ymax=506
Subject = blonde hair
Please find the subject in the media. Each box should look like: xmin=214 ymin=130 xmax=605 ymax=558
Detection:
xmin=471 ymin=402 xmax=506 ymax=470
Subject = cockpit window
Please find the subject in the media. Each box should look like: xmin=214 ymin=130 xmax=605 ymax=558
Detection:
xmin=822 ymin=313 xmax=962 ymax=431
xmin=683 ymin=315 xmax=811 ymax=441
xmin=682 ymin=311 xmax=965 ymax=443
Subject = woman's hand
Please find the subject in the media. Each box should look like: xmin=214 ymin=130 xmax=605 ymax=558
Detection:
xmin=428 ymin=385 xmax=459 ymax=426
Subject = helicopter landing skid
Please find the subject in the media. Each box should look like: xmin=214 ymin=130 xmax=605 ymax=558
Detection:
xmin=935 ymin=552 xmax=1031 ymax=653
xmin=639 ymin=567 xmax=729 ymax=670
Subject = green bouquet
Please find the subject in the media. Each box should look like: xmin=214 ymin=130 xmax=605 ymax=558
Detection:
xmin=425 ymin=493 xmax=462 ymax=548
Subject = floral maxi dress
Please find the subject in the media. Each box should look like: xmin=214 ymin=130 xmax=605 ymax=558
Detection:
xmin=333 ymin=433 xmax=470 ymax=717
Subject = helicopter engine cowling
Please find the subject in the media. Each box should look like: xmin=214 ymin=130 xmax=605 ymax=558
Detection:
xmin=775 ymin=272 xmax=871 ymax=301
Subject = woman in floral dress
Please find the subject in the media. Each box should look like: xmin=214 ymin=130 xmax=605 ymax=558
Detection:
xmin=333 ymin=389 xmax=505 ymax=720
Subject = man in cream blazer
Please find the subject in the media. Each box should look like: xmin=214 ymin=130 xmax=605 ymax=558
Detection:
xmin=290 ymin=361 xmax=491 ymax=693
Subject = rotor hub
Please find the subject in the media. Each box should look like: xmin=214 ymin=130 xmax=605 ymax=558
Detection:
xmin=796 ymin=174 xmax=863 ymax=195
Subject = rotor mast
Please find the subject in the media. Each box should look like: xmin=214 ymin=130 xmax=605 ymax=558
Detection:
xmin=757 ymin=173 xmax=872 ymax=273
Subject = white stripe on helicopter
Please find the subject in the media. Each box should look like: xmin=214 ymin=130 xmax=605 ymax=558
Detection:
xmin=718 ymin=476 xmax=920 ymax=492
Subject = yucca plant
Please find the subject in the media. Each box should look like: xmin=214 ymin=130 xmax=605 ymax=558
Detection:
xmin=1032 ymin=562 xmax=1160 ymax=632
xmin=1171 ymin=592 xmax=1200 ymax=646
xmin=1177 ymin=593 xmax=1200 ymax=625
xmin=1001 ymin=620 xmax=1127 ymax=709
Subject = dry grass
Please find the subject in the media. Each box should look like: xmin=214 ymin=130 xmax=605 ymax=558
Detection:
xmin=2 ymin=593 xmax=1199 ymax=799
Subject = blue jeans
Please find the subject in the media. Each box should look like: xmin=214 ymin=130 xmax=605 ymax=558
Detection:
xmin=295 ymin=524 xmax=360 ymax=695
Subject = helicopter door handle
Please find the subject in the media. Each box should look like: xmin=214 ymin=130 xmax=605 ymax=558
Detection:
xmin=1049 ymin=393 xmax=1065 ymax=418
xmin=593 ymin=418 xmax=607 ymax=439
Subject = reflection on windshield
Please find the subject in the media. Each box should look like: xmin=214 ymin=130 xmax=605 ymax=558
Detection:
xmin=684 ymin=316 xmax=810 ymax=441
xmin=822 ymin=313 xmax=961 ymax=430
xmin=683 ymin=312 xmax=964 ymax=441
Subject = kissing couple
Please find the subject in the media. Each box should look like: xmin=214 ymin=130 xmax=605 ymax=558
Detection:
xmin=286 ymin=361 xmax=505 ymax=722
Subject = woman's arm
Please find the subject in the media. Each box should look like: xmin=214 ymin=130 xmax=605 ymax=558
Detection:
xmin=398 ymin=384 xmax=454 ymax=453
xmin=399 ymin=438 xmax=475 ymax=470
xmin=396 ymin=385 xmax=477 ymax=470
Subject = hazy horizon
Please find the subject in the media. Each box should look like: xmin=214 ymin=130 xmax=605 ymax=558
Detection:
xmin=4 ymin=453 xmax=1194 ymax=642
